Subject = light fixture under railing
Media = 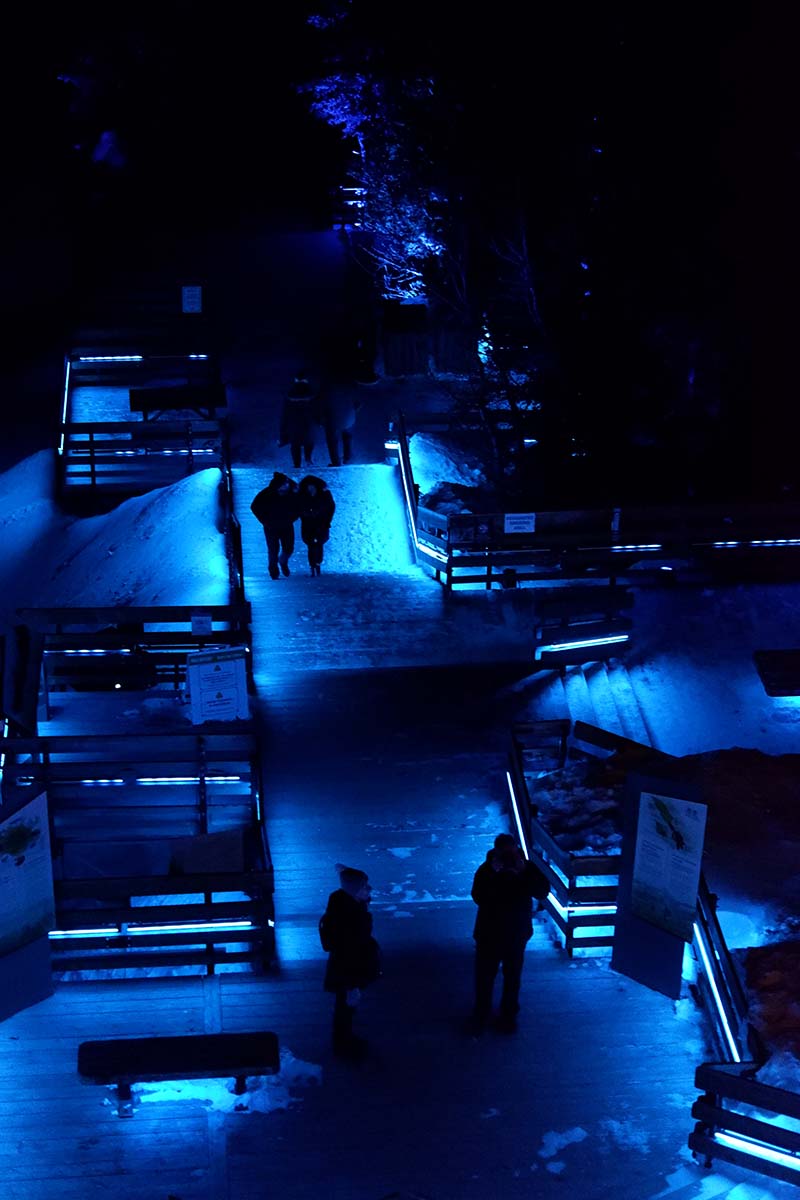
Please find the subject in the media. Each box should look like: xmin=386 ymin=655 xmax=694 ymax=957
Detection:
xmin=714 ymin=1130 xmax=800 ymax=1173
xmin=59 ymin=358 xmax=71 ymax=456
xmin=540 ymin=632 xmax=630 ymax=654
xmin=693 ymin=919 xmax=741 ymax=1063
xmin=392 ymin=436 xmax=449 ymax=566
xmin=76 ymin=355 xmax=144 ymax=362
xmin=49 ymin=919 xmax=257 ymax=940
xmin=505 ymin=770 xmax=531 ymax=860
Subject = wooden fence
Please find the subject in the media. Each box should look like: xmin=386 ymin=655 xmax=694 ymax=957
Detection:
xmin=16 ymin=603 xmax=253 ymax=725
xmin=506 ymin=718 xmax=800 ymax=1189
xmin=0 ymin=730 xmax=274 ymax=975
xmin=58 ymin=351 xmax=226 ymax=503
xmin=388 ymin=412 xmax=800 ymax=589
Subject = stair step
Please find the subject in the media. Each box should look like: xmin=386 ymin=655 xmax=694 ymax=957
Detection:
xmin=581 ymin=662 xmax=626 ymax=736
xmin=561 ymin=664 xmax=595 ymax=728
xmin=605 ymin=660 xmax=652 ymax=746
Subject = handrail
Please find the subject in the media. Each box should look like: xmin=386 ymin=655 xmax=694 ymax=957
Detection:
xmin=392 ymin=411 xmax=800 ymax=589
xmin=506 ymin=720 xmax=797 ymax=1188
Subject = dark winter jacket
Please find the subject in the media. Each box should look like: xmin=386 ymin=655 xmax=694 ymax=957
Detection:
xmin=297 ymin=475 xmax=336 ymax=545
xmin=471 ymin=849 xmax=550 ymax=948
xmin=250 ymin=473 xmax=300 ymax=529
xmin=319 ymin=388 xmax=359 ymax=434
xmin=321 ymin=888 xmax=382 ymax=993
xmin=279 ymin=378 xmax=317 ymax=446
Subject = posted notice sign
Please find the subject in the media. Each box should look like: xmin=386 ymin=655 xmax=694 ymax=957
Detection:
xmin=630 ymin=791 xmax=707 ymax=942
xmin=181 ymin=285 xmax=203 ymax=313
xmin=0 ymin=793 xmax=56 ymax=959
xmin=504 ymin=512 xmax=536 ymax=534
xmin=187 ymin=647 xmax=249 ymax=724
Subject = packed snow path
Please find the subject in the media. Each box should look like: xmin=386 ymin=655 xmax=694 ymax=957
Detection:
xmin=234 ymin=463 xmax=545 ymax=678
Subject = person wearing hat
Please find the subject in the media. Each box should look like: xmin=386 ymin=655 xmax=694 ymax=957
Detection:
xmin=249 ymin=472 xmax=300 ymax=580
xmin=297 ymin=474 xmax=336 ymax=575
xmin=469 ymin=833 xmax=550 ymax=1035
xmin=279 ymin=372 xmax=318 ymax=469
xmin=319 ymin=863 xmax=382 ymax=1059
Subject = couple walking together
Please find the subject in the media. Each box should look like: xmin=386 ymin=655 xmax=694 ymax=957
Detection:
xmin=250 ymin=471 xmax=335 ymax=578
xmin=280 ymin=371 xmax=358 ymax=469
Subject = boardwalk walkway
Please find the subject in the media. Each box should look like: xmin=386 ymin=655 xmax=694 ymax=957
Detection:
xmin=0 ymin=231 xmax=787 ymax=1200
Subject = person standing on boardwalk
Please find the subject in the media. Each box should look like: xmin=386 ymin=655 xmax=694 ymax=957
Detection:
xmin=249 ymin=472 xmax=300 ymax=580
xmin=297 ymin=474 xmax=336 ymax=575
xmin=469 ymin=833 xmax=549 ymax=1035
xmin=319 ymin=864 xmax=382 ymax=1060
xmin=318 ymin=388 xmax=360 ymax=466
xmin=279 ymin=372 xmax=318 ymax=469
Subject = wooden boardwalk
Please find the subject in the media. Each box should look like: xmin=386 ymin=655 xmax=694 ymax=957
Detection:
xmin=2 ymin=458 xmax=790 ymax=1199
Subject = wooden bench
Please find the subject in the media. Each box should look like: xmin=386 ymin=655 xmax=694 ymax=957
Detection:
xmin=129 ymin=383 xmax=226 ymax=419
xmin=78 ymin=1031 xmax=280 ymax=1116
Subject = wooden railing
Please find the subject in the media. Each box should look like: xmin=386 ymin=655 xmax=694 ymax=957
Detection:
xmin=506 ymin=719 xmax=800 ymax=1188
xmin=388 ymin=412 xmax=800 ymax=589
xmin=57 ymin=419 xmax=225 ymax=498
xmin=0 ymin=730 xmax=274 ymax=975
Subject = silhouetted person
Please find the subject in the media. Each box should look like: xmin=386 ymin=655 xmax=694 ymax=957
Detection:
xmin=469 ymin=834 xmax=549 ymax=1035
xmin=319 ymin=389 xmax=360 ymax=466
xmin=280 ymin=373 xmax=317 ymax=468
xmin=298 ymin=474 xmax=336 ymax=575
xmin=320 ymin=864 xmax=381 ymax=1060
xmin=250 ymin=472 xmax=299 ymax=580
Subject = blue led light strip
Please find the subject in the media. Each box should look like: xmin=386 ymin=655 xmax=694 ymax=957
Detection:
xmin=505 ymin=770 xmax=531 ymax=860
xmin=59 ymin=358 xmax=71 ymax=456
xmin=693 ymin=920 xmax=741 ymax=1063
xmin=541 ymin=633 xmax=629 ymax=653
xmin=76 ymin=355 xmax=144 ymax=362
xmin=391 ymin=438 xmax=449 ymax=566
xmin=49 ymin=919 xmax=255 ymax=940
xmin=714 ymin=1130 xmax=800 ymax=1173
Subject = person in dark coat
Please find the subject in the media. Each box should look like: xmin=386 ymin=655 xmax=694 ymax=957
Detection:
xmin=297 ymin=474 xmax=336 ymax=575
xmin=249 ymin=472 xmax=300 ymax=580
xmin=320 ymin=864 xmax=381 ymax=1060
xmin=469 ymin=833 xmax=550 ymax=1035
xmin=318 ymin=388 xmax=360 ymax=466
xmin=279 ymin=373 xmax=318 ymax=469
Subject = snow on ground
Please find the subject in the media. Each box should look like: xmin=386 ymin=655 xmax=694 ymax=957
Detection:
xmin=2 ymin=432 xmax=800 ymax=1089
xmin=0 ymin=454 xmax=228 ymax=625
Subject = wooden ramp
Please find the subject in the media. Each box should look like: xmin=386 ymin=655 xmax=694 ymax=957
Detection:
xmin=233 ymin=463 xmax=541 ymax=676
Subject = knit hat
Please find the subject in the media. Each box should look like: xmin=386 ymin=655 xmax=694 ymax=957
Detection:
xmin=336 ymin=862 xmax=369 ymax=896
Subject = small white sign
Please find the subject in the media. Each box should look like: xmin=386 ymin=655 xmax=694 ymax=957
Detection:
xmin=181 ymin=285 xmax=203 ymax=314
xmin=504 ymin=512 xmax=536 ymax=534
xmin=191 ymin=611 xmax=213 ymax=636
xmin=187 ymin=647 xmax=249 ymax=724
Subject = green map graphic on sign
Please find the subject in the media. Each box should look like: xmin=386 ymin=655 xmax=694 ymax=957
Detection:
xmin=0 ymin=816 xmax=42 ymax=866
xmin=631 ymin=791 xmax=707 ymax=941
